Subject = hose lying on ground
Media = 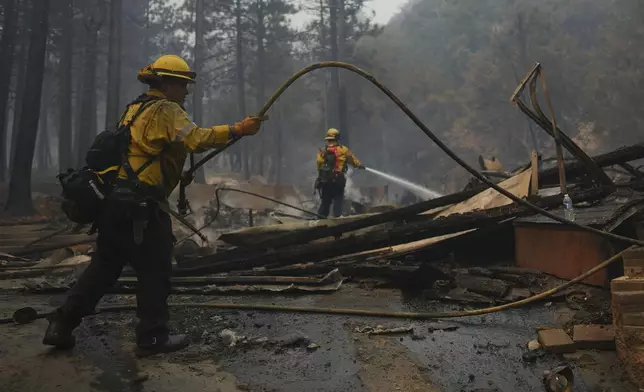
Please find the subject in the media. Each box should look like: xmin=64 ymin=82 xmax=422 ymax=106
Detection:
xmin=1 ymin=248 xmax=631 ymax=325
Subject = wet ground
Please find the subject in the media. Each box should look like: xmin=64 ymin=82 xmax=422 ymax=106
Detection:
xmin=0 ymin=285 xmax=637 ymax=392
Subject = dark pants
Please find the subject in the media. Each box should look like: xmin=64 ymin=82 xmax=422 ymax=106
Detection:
xmin=318 ymin=181 xmax=345 ymax=218
xmin=57 ymin=203 xmax=174 ymax=346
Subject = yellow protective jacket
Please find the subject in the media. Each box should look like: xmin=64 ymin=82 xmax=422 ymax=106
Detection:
xmin=316 ymin=142 xmax=362 ymax=174
xmin=117 ymin=90 xmax=231 ymax=197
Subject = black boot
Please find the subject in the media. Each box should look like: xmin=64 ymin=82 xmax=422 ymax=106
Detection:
xmin=42 ymin=317 xmax=76 ymax=349
xmin=135 ymin=334 xmax=189 ymax=358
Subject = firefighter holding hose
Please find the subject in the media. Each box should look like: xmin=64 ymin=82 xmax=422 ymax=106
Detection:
xmin=43 ymin=55 xmax=264 ymax=356
xmin=315 ymin=128 xmax=365 ymax=218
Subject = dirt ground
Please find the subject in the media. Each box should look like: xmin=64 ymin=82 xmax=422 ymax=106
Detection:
xmin=0 ymin=286 xmax=637 ymax=392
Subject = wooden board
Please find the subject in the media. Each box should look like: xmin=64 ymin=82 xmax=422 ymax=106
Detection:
xmin=437 ymin=170 xmax=532 ymax=218
xmin=514 ymin=224 xmax=611 ymax=286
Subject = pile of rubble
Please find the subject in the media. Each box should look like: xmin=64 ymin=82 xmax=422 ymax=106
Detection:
xmin=3 ymin=141 xmax=644 ymax=302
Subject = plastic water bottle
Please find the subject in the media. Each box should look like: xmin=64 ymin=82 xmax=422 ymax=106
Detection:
xmin=563 ymin=194 xmax=575 ymax=221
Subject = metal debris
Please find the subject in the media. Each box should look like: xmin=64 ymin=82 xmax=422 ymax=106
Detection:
xmin=542 ymin=365 xmax=574 ymax=392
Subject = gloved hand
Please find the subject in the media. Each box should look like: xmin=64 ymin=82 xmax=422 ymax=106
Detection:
xmin=232 ymin=116 xmax=262 ymax=137
xmin=357 ymin=164 xmax=366 ymax=170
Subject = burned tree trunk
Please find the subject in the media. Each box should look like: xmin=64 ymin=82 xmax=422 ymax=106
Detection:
xmin=73 ymin=60 xmax=84 ymax=166
xmin=255 ymin=0 xmax=267 ymax=177
xmin=104 ymin=0 xmax=122 ymax=130
xmin=274 ymin=105 xmax=283 ymax=184
xmin=142 ymin=0 xmax=152 ymax=62
xmin=76 ymin=12 xmax=104 ymax=163
xmin=0 ymin=0 xmax=18 ymax=182
xmin=37 ymin=82 xmax=51 ymax=171
xmin=57 ymin=0 xmax=73 ymax=171
xmin=317 ymin=0 xmax=330 ymax=130
xmin=336 ymin=0 xmax=348 ymax=145
xmin=9 ymin=0 xmax=32 ymax=175
xmin=192 ymin=0 xmax=206 ymax=183
xmin=328 ymin=0 xmax=339 ymax=127
xmin=5 ymin=0 xmax=51 ymax=215
xmin=235 ymin=0 xmax=249 ymax=179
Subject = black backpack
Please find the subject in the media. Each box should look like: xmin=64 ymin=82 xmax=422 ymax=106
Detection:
xmin=58 ymin=95 xmax=160 ymax=224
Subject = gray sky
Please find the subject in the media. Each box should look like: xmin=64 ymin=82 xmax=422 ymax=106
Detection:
xmin=168 ymin=0 xmax=409 ymax=27
xmin=366 ymin=0 xmax=408 ymax=24
xmin=292 ymin=0 xmax=408 ymax=27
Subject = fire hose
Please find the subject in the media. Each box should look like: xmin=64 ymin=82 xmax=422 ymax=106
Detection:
xmin=3 ymin=62 xmax=643 ymax=324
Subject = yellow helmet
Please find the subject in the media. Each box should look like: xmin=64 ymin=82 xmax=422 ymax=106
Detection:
xmin=325 ymin=128 xmax=340 ymax=141
xmin=137 ymin=55 xmax=197 ymax=84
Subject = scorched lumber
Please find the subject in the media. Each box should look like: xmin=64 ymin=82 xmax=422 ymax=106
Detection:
xmin=249 ymin=146 xmax=636 ymax=250
xmin=540 ymin=144 xmax=644 ymax=185
xmin=176 ymin=187 xmax=604 ymax=276
xmin=249 ymin=186 xmax=485 ymax=249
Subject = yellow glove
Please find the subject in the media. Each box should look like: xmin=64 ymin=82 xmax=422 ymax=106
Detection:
xmin=232 ymin=116 xmax=262 ymax=137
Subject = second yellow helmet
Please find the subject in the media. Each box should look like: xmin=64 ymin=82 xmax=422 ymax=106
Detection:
xmin=325 ymin=128 xmax=340 ymax=141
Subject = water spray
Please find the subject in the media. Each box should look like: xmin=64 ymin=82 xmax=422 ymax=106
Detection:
xmin=364 ymin=167 xmax=443 ymax=200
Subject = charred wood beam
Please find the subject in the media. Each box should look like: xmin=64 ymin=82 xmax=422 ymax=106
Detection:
xmin=176 ymin=187 xmax=606 ymax=276
xmin=225 ymin=250 xmax=395 ymax=277
xmin=393 ymin=221 xmax=513 ymax=263
xmin=202 ymin=186 xmax=484 ymax=262
xmin=241 ymin=147 xmax=639 ymax=252
xmin=539 ymin=144 xmax=644 ymax=185
xmin=179 ymin=212 xmax=500 ymax=275
xmin=118 ymin=272 xmax=337 ymax=286
xmin=248 ymin=187 xmax=486 ymax=250
xmin=619 ymin=163 xmax=644 ymax=180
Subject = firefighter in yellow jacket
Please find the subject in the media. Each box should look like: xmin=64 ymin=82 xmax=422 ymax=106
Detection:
xmin=316 ymin=128 xmax=364 ymax=217
xmin=43 ymin=55 xmax=263 ymax=356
